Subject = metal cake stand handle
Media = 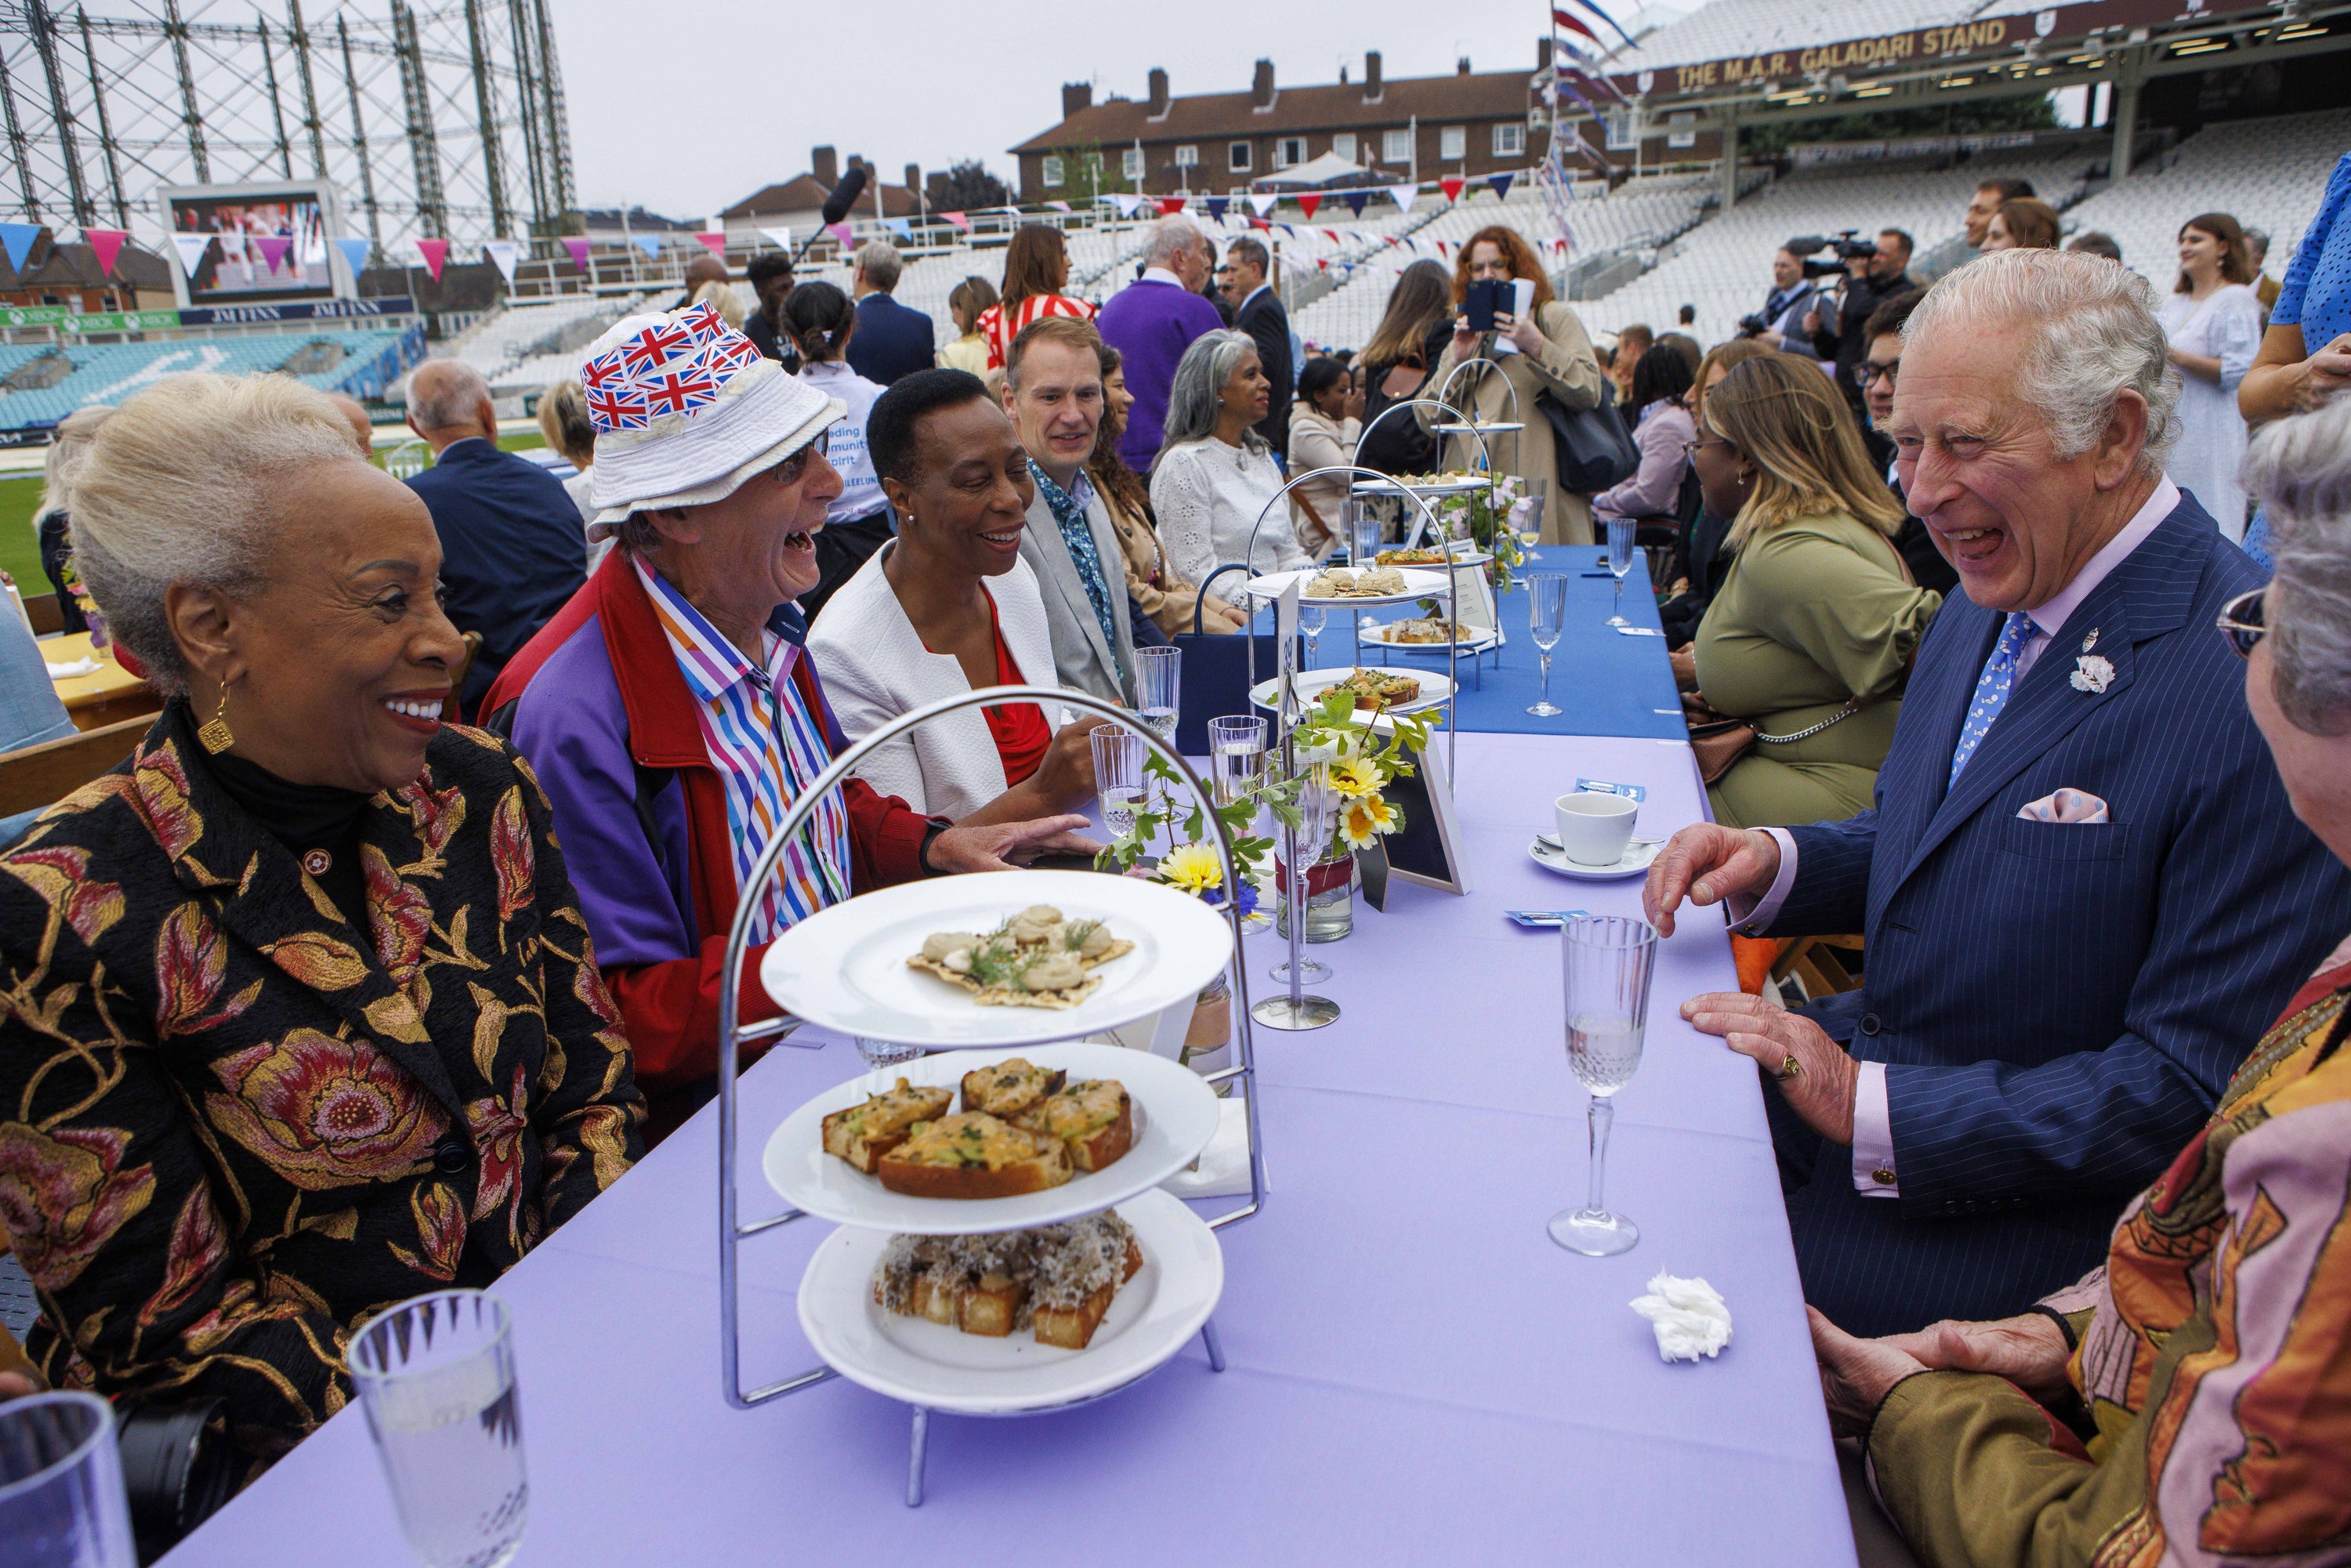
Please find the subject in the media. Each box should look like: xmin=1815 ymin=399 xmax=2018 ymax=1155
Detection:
xmin=1349 ymin=394 xmax=1496 ymax=549
xmin=712 ymin=686 xmax=1266 ymax=1503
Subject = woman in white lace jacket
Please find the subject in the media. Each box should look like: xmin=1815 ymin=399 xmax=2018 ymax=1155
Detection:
xmin=1149 ymin=329 xmax=1314 ymax=588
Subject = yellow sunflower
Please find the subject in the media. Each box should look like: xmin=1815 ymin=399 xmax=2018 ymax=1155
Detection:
xmin=1158 ymin=842 xmax=1224 ymax=894
xmin=1338 ymin=795 xmax=1401 ymax=849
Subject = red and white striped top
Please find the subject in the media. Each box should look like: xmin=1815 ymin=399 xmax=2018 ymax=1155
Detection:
xmin=978 ymin=293 xmax=1097 ymax=370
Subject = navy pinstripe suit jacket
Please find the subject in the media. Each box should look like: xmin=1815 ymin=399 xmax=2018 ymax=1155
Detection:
xmin=1766 ymin=491 xmax=2351 ymax=1336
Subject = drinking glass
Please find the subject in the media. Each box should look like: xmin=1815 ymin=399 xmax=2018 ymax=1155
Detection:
xmin=1208 ymin=715 xmax=1272 ymax=932
xmin=349 ymin=1290 xmax=527 ymax=1568
xmin=1549 ymin=916 xmax=1657 ymax=1256
xmin=1270 ymin=771 xmax=1339 ymax=987
xmin=1346 ymin=500 xmax=1382 ymax=567
xmin=1134 ymin=646 xmax=1181 ymax=747
xmin=1526 ymin=571 xmax=1567 ymax=719
xmin=0 ymin=1391 xmax=136 ymax=1568
xmin=1299 ymin=605 xmax=1327 ymax=670
xmin=1519 ymin=476 xmax=1549 ymax=546
xmin=855 ymin=1036 xmax=922 ymax=1092
xmin=1090 ymin=725 xmax=1146 ymax=837
xmin=1605 ymin=515 xmax=1636 ymax=627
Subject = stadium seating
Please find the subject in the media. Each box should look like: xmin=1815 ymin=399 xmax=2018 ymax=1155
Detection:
xmin=0 ymin=328 xmax=419 ymax=429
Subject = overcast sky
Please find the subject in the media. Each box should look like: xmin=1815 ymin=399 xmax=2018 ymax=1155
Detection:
xmin=552 ymin=0 xmax=1566 ymax=219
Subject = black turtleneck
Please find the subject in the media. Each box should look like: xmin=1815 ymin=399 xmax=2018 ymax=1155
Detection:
xmin=201 ymin=741 xmax=376 ymax=932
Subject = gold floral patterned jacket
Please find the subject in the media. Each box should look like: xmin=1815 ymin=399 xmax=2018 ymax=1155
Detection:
xmin=0 ymin=704 xmax=644 ymax=1467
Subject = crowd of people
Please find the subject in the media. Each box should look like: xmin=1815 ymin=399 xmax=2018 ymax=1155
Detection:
xmin=3 ymin=143 xmax=2351 ymax=1568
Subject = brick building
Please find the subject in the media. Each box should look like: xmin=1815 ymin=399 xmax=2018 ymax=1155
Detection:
xmin=1010 ymin=47 xmax=1552 ymax=202
xmin=719 ymin=147 xmax=925 ymax=246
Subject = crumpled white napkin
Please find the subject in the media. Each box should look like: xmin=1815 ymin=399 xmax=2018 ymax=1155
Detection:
xmin=1158 ymin=1095 xmax=1263 ymax=1200
xmin=2017 ymin=788 xmax=2109 ymax=824
xmin=45 ymin=657 xmax=100 ymax=679
xmin=1629 ymin=1273 xmax=1733 ymax=1363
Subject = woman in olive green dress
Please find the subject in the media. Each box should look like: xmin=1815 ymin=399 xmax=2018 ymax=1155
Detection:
xmin=1686 ymin=354 xmax=1941 ymax=827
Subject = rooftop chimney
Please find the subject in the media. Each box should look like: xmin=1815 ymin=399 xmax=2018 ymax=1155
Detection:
xmin=1061 ymin=81 xmax=1092 ymax=120
xmin=1364 ymin=51 xmax=1382 ymax=102
xmin=1252 ymin=58 xmax=1275 ymax=110
xmin=812 ymin=146 xmax=838 ymax=186
xmin=1457 ymin=56 xmax=1472 ymax=75
xmin=926 ymin=171 xmax=951 ymax=208
xmin=904 ymin=162 xmax=922 ymax=191
xmin=1538 ymin=38 xmax=1553 ymax=70
xmin=1147 ymin=67 xmax=1168 ymax=118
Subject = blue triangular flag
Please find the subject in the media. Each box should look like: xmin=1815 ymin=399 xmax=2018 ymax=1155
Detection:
xmin=1488 ymin=173 xmax=1516 ymax=202
xmin=333 ymin=237 xmax=371 ymax=277
xmin=885 ymin=218 xmax=912 ymax=241
xmin=1204 ymin=196 xmax=1230 ymax=223
xmin=633 ymin=233 xmax=665 ymax=259
xmin=1342 ymin=191 xmax=1369 ymax=218
xmin=0 ymin=222 xmax=42 ymax=277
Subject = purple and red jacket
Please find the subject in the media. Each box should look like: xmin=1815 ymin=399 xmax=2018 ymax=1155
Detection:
xmin=481 ymin=549 xmax=933 ymax=1098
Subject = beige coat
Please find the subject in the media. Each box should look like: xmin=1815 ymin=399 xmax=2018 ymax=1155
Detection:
xmin=1286 ymin=406 xmax=1359 ymax=557
xmin=1419 ymin=300 xmax=1607 ymax=545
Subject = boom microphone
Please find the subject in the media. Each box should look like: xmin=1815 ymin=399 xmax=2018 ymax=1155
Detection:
xmin=820 ymin=165 xmax=869 ymax=227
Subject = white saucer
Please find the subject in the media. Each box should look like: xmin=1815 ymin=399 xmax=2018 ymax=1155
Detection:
xmin=796 ymin=1187 xmax=1223 ymax=1416
xmin=1527 ymin=836 xmax=1662 ymax=880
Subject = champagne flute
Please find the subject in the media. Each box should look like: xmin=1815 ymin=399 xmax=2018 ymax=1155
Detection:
xmin=349 ymin=1291 xmax=528 ymax=1568
xmin=1090 ymin=726 xmax=1146 ymax=838
xmin=1300 ymin=604 xmax=1328 ymax=671
xmin=1605 ymin=515 xmax=1636 ymax=627
xmin=1549 ymin=916 xmax=1657 ymax=1256
xmin=1134 ymin=646 xmax=1181 ymax=751
xmin=1526 ymin=571 xmax=1567 ymax=719
xmin=1209 ymin=715 xmax=1272 ymax=933
xmin=1520 ymin=476 xmax=1550 ymax=548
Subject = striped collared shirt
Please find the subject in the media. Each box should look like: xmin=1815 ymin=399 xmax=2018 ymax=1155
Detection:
xmin=634 ymin=556 xmax=852 ymax=944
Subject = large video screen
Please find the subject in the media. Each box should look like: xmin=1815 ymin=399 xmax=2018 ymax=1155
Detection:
xmin=168 ymin=188 xmax=334 ymax=301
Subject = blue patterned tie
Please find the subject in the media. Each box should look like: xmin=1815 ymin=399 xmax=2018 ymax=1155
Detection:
xmin=1028 ymin=459 xmax=1125 ymax=683
xmin=1949 ymin=611 xmax=2038 ymax=787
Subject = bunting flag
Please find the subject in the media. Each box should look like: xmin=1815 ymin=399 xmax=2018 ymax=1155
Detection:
xmin=563 ymin=236 xmax=594 ymax=270
xmin=824 ymin=223 xmax=853 ymax=248
xmin=1295 ymin=194 xmax=1321 ymax=219
xmin=882 ymin=219 xmax=912 ymax=241
xmin=1386 ymin=183 xmax=1418 ymax=213
xmin=1334 ymin=191 xmax=1361 ymax=218
xmin=334 ymin=237 xmax=372 ymax=277
xmin=1204 ymin=195 xmax=1230 ymax=223
xmin=758 ymin=227 xmax=792 ymax=252
xmin=413 ymin=237 xmax=448 ymax=281
xmin=254 ymin=234 xmax=293 ymax=273
xmin=1488 ymin=173 xmax=1516 ymax=202
xmin=1249 ymin=217 xmax=1272 ymax=231
xmin=1552 ymin=5 xmax=1602 ymax=45
xmin=169 ymin=231 xmax=213 ymax=278
xmin=1 ymin=221 xmax=43 ymax=277
xmin=941 ymin=211 xmax=970 ymax=233
xmin=1558 ymin=0 xmax=1642 ymax=51
xmin=1555 ymin=74 xmax=1601 ymax=115
xmin=1320 ymin=228 xmax=1339 ymax=242
xmin=84 ymin=227 xmax=127 ymax=276
xmin=483 ymin=239 xmax=522 ymax=284
xmin=1111 ymin=194 xmax=1143 ymax=217
xmin=1570 ymin=66 xmax=1629 ymax=104
xmin=1045 ymin=199 xmax=1072 ymax=214
xmin=1439 ymin=176 xmax=1466 ymax=203
xmin=1155 ymin=196 xmax=1187 ymax=215
xmin=697 ymin=230 xmax=729 ymax=258
xmin=1246 ymin=192 xmax=1278 ymax=218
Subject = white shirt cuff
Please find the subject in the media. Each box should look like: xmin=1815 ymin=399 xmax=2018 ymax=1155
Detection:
xmin=1726 ymin=829 xmax=1800 ymax=933
xmin=1850 ymin=1061 xmax=1898 ymax=1198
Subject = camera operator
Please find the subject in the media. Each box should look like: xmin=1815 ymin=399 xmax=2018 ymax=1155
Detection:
xmin=1740 ymin=244 xmax=1826 ymax=359
xmin=1805 ymin=228 xmax=1915 ymax=418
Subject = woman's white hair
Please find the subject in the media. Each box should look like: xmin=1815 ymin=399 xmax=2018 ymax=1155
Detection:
xmin=1906 ymin=247 xmax=2182 ymax=472
xmin=31 ymin=404 xmax=115 ymax=529
xmin=1161 ymin=328 xmax=1269 ymax=454
xmin=70 ymin=372 xmax=364 ymax=694
xmin=2244 ymin=397 xmax=2351 ymax=736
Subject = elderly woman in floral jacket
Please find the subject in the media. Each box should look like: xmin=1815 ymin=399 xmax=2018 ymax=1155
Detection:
xmin=0 ymin=372 xmax=643 ymax=1474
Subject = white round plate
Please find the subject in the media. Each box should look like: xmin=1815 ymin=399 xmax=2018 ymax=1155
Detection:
xmin=1360 ymin=621 xmax=1501 ymax=653
xmin=1242 ymin=567 xmax=1452 ymax=608
xmin=1248 ymin=665 xmax=1454 ymax=715
xmin=760 ymin=869 xmax=1232 ymax=1048
xmin=1349 ymin=474 xmax=1492 ymax=498
xmin=1527 ymin=835 xmax=1663 ymax=880
xmin=797 ymin=1188 xmax=1222 ymax=1416
xmin=1433 ymin=421 xmax=1526 ymax=435
xmin=1359 ymin=547 xmax=1493 ymax=570
xmin=763 ymin=1041 xmax=1223 ymax=1234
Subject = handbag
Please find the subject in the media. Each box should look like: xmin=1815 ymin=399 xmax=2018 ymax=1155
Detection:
xmin=1686 ymin=701 xmax=1864 ymax=785
xmin=1172 ymin=563 xmax=1293 ymax=756
xmin=1537 ymin=375 xmax=1640 ymax=494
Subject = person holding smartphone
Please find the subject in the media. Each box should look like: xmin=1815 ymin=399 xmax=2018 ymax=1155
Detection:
xmin=1416 ymin=226 xmax=1607 ymax=544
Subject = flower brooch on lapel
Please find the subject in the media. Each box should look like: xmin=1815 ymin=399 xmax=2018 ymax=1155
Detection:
xmin=2070 ymin=627 xmax=2114 ymax=694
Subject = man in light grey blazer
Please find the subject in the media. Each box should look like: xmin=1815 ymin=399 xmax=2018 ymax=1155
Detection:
xmin=1002 ymin=316 xmax=1137 ymax=708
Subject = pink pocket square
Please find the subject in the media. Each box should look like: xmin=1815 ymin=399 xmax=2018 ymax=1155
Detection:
xmin=2018 ymin=788 xmax=2110 ymax=824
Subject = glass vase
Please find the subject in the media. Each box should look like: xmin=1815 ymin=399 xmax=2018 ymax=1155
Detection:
xmin=1274 ymin=844 xmax=1356 ymax=943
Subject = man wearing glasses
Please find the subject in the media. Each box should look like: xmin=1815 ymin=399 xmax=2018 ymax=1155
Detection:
xmin=1853 ymin=286 xmax=1958 ymax=596
xmin=1644 ymin=249 xmax=2351 ymax=1336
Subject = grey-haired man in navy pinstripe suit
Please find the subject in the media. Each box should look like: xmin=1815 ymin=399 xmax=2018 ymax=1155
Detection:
xmin=1646 ymin=250 xmax=2351 ymax=1337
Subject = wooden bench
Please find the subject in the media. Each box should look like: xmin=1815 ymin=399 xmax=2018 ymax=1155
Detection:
xmin=0 ymin=714 xmax=148 ymax=818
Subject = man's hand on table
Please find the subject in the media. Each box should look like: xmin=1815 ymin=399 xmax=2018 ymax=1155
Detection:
xmin=926 ymin=815 xmax=1099 ymax=874
xmin=1683 ymin=990 xmax=1860 ymax=1144
xmin=1809 ymin=1307 xmax=1928 ymax=1440
xmin=1880 ymin=1312 xmax=2074 ymax=1407
xmin=1643 ymin=823 xmax=1781 ymax=936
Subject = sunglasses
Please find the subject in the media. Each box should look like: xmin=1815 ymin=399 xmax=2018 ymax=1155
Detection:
xmin=2216 ymin=586 xmax=2266 ymax=657
xmin=770 ymin=428 xmax=831 ymax=486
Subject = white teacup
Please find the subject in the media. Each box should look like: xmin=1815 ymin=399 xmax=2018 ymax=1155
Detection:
xmin=1553 ymin=791 xmax=1640 ymax=866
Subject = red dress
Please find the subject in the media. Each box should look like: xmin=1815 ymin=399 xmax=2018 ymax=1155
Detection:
xmin=969 ymin=591 xmax=1050 ymax=786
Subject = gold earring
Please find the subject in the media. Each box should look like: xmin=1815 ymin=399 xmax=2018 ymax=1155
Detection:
xmin=198 ymin=683 xmax=234 ymax=754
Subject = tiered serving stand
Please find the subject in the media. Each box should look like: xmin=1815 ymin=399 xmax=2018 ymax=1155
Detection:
xmin=713 ymin=690 xmax=1266 ymax=1505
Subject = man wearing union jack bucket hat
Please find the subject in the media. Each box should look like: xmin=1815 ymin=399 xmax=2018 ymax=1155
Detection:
xmin=482 ymin=302 xmax=1093 ymax=1139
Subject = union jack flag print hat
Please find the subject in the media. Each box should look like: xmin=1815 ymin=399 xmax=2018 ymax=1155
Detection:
xmin=579 ymin=300 xmax=844 ymax=535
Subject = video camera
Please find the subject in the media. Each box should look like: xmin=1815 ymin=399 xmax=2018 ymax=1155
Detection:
xmin=1788 ymin=230 xmax=1882 ymax=279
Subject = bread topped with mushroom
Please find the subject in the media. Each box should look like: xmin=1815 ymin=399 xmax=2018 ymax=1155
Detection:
xmin=907 ymin=907 xmax=1136 ymax=1009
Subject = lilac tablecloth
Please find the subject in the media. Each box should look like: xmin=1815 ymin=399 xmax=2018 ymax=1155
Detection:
xmin=161 ymin=733 xmax=1854 ymax=1567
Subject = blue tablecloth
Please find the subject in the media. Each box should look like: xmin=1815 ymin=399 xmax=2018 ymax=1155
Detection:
xmin=1264 ymin=547 xmax=1688 ymax=740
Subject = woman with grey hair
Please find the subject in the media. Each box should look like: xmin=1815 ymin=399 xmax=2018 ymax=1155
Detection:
xmin=0 ymin=371 xmax=644 ymax=1468
xmin=1149 ymin=328 xmax=1313 ymax=586
xmin=1806 ymin=397 xmax=2351 ymax=1568
xmin=29 ymin=403 xmax=112 ymax=633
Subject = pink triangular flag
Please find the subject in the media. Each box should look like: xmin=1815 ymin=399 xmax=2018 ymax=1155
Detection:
xmin=563 ymin=236 xmax=592 ymax=270
xmin=255 ymin=234 xmax=293 ymax=273
xmin=826 ymin=222 xmax=854 ymax=248
xmin=1296 ymin=194 xmax=1321 ymax=219
xmin=941 ymin=211 xmax=970 ymax=234
xmin=697 ymin=232 xmax=726 ymax=259
xmin=1045 ymin=200 xmax=1072 ymax=215
xmin=85 ymin=228 xmax=128 ymax=277
xmin=413 ymin=237 xmax=448 ymax=281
